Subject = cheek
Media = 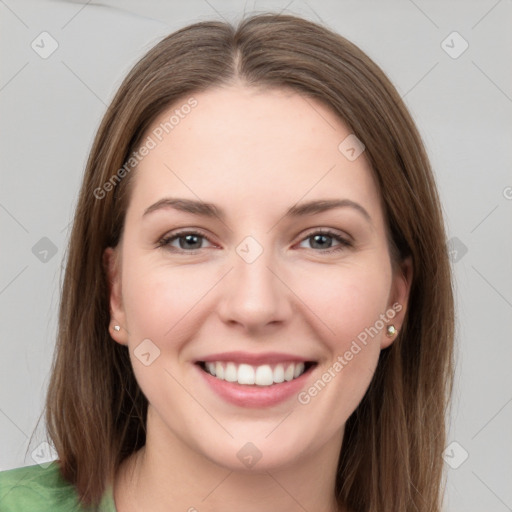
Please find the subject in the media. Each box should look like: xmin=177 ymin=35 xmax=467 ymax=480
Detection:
xmin=299 ymin=260 xmax=390 ymax=331
xmin=295 ymin=266 xmax=391 ymax=413
xmin=287 ymin=263 xmax=393 ymax=436
xmin=122 ymin=255 xmax=217 ymax=343
xmin=123 ymin=251 xmax=392 ymax=350
xmin=120 ymin=257 xmax=210 ymax=412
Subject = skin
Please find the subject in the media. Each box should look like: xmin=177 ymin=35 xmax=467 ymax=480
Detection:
xmin=105 ymin=84 xmax=412 ymax=512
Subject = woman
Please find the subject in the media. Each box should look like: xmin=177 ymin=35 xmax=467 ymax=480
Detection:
xmin=0 ymin=12 xmax=454 ymax=512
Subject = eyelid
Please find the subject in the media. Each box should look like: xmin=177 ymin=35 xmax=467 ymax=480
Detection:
xmin=298 ymin=226 xmax=353 ymax=243
xmin=295 ymin=228 xmax=353 ymax=253
xmin=156 ymin=227 xmax=353 ymax=253
xmin=156 ymin=228 xmax=217 ymax=252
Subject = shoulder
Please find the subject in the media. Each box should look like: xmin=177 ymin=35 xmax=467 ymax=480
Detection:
xmin=0 ymin=461 xmax=83 ymax=512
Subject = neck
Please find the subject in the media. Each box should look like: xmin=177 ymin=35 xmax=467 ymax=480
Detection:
xmin=114 ymin=406 xmax=345 ymax=512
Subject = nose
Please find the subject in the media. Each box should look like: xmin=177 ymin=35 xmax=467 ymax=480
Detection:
xmin=216 ymin=242 xmax=293 ymax=333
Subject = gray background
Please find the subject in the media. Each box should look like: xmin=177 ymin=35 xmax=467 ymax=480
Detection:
xmin=1 ymin=0 xmax=511 ymax=510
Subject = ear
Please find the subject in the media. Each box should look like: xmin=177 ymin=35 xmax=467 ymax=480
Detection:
xmin=103 ymin=246 xmax=129 ymax=346
xmin=381 ymin=255 xmax=413 ymax=349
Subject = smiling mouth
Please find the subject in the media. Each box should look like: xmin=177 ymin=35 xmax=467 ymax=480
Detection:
xmin=197 ymin=361 xmax=317 ymax=386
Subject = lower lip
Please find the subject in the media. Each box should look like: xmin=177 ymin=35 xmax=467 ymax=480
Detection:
xmin=195 ymin=364 xmax=314 ymax=408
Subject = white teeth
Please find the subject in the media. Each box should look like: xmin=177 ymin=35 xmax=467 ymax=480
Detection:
xmin=215 ymin=362 xmax=224 ymax=380
xmin=203 ymin=361 xmax=309 ymax=386
xmin=294 ymin=362 xmax=305 ymax=378
xmin=238 ymin=364 xmax=255 ymax=385
xmin=273 ymin=364 xmax=285 ymax=383
xmin=284 ymin=364 xmax=295 ymax=382
xmin=255 ymin=365 xmax=273 ymax=386
xmin=224 ymin=362 xmax=237 ymax=382
xmin=206 ymin=362 xmax=216 ymax=376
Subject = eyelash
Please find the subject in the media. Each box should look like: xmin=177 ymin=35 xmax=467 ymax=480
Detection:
xmin=156 ymin=229 xmax=352 ymax=255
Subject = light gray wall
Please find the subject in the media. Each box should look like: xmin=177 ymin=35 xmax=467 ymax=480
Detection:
xmin=1 ymin=1 xmax=511 ymax=510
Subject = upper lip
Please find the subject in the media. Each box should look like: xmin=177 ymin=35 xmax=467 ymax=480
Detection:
xmin=196 ymin=351 xmax=315 ymax=365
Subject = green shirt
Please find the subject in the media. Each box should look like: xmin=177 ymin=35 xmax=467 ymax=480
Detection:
xmin=0 ymin=461 xmax=116 ymax=511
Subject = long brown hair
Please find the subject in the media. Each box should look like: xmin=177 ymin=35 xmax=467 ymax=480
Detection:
xmin=41 ymin=13 xmax=454 ymax=511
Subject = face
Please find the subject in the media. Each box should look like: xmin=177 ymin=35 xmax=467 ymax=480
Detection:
xmin=105 ymin=85 xmax=412 ymax=472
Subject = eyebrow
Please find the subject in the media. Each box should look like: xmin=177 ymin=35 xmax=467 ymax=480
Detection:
xmin=143 ymin=197 xmax=372 ymax=224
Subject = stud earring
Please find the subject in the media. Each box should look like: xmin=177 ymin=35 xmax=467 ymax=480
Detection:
xmin=113 ymin=325 xmax=121 ymax=332
xmin=386 ymin=325 xmax=397 ymax=337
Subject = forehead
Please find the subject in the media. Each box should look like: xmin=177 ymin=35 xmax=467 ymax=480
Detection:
xmin=128 ymin=85 xmax=384 ymax=225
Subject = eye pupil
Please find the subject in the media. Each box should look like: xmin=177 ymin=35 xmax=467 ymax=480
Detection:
xmin=180 ymin=234 xmax=202 ymax=249
xmin=311 ymin=234 xmax=331 ymax=249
